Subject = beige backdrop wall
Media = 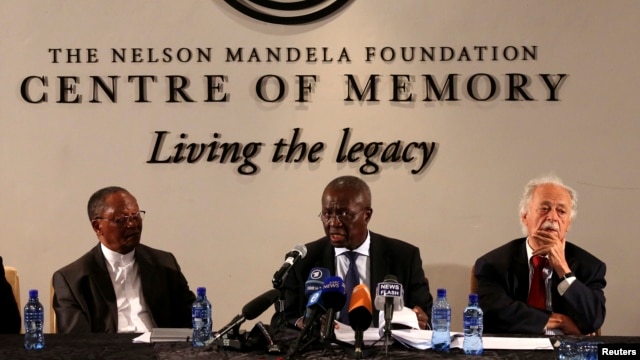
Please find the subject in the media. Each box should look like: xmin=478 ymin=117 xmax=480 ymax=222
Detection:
xmin=2 ymin=0 xmax=639 ymax=335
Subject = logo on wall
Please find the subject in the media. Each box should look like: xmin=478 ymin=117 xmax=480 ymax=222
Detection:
xmin=224 ymin=0 xmax=352 ymax=25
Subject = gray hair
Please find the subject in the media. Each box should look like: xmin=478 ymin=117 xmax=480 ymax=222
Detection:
xmin=518 ymin=175 xmax=578 ymax=235
xmin=87 ymin=186 xmax=130 ymax=220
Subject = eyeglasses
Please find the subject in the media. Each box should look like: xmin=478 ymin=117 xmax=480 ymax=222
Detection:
xmin=94 ymin=211 xmax=145 ymax=226
xmin=318 ymin=209 xmax=366 ymax=224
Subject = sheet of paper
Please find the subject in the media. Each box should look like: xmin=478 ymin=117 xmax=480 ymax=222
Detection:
xmin=451 ymin=334 xmax=553 ymax=350
xmin=301 ymin=322 xmax=553 ymax=351
xmin=334 ymin=322 xmax=383 ymax=346
xmin=132 ymin=332 xmax=151 ymax=343
xmin=390 ymin=329 xmax=432 ymax=350
xmin=481 ymin=336 xmax=553 ymax=350
xmin=377 ymin=306 xmax=420 ymax=333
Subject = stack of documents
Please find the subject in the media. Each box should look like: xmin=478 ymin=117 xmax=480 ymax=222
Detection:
xmin=334 ymin=306 xmax=554 ymax=351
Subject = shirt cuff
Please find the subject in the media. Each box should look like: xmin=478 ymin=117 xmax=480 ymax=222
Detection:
xmin=557 ymin=276 xmax=576 ymax=295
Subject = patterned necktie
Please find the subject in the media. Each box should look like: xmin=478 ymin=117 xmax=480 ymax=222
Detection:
xmin=339 ymin=251 xmax=360 ymax=324
xmin=528 ymin=255 xmax=549 ymax=310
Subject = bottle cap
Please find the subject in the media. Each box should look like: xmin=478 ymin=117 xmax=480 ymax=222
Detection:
xmin=437 ymin=288 xmax=446 ymax=297
xmin=196 ymin=287 xmax=206 ymax=296
xmin=29 ymin=289 xmax=38 ymax=298
xmin=469 ymin=293 xmax=478 ymax=303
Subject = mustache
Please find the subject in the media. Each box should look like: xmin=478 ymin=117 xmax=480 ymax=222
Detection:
xmin=541 ymin=221 xmax=559 ymax=231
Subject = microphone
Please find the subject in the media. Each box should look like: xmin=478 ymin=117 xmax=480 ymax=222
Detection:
xmin=319 ymin=276 xmax=346 ymax=342
xmin=299 ymin=289 xmax=326 ymax=337
xmin=303 ymin=267 xmax=330 ymax=323
xmin=272 ymin=244 xmax=307 ymax=289
xmin=374 ymin=275 xmax=404 ymax=337
xmin=305 ymin=267 xmax=330 ymax=297
xmin=288 ymin=289 xmax=326 ymax=357
xmin=348 ymin=284 xmax=373 ymax=359
xmin=208 ymin=289 xmax=281 ymax=345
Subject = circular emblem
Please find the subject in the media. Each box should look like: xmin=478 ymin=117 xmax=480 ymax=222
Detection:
xmin=310 ymin=268 xmax=324 ymax=279
xmin=310 ymin=291 xmax=320 ymax=302
xmin=224 ymin=0 xmax=353 ymax=25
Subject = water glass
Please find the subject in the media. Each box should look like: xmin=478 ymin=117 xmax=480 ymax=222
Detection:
xmin=579 ymin=341 xmax=601 ymax=360
xmin=558 ymin=339 xmax=581 ymax=360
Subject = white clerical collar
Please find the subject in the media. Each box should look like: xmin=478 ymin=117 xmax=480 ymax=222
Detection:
xmin=334 ymin=231 xmax=371 ymax=257
xmin=101 ymin=243 xmax=135 ymax=269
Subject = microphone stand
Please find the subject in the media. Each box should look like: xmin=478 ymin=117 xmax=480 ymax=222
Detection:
xmin=287 ymin=312 xmax=321 ymax=359
xmin=383 ymin=324 xmax=391 ymax=357
xmin=255 ymin=321 xmax=281 ymax=354
xmin=383 ymin=301 xmax=393 ymax=357
xmin=271 ymin=293 xmax=287 ymax=336
xmin=320 ymin=313 xmax=339 ymax=358
xmin=210 ymin=323 xmax=245 ymax=350
xmin=353 ymin=329 xmax=364 ymax=360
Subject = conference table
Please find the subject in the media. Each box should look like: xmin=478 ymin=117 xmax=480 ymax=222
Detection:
xmin=1 ymin=332 xmax=638 ymax=359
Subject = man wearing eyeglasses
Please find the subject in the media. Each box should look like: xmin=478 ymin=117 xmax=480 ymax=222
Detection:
xmin=52 ymin=186 xmax=196 ymax=334
xmin=275 ymin=175 xmax=433 ymax=331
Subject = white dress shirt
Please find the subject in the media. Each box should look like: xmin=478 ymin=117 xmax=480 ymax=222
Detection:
xmin=101 ymin=244 xmax=155 ymax=333
xmin=334 ymin=232 xmax=372 ymax=292
xmin=525 ymin=238 xmax=576 ymax=335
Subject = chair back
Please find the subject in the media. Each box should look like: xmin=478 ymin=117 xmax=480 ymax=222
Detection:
xmin=50 ymin=282 xmax=57 ymax=333
xmin=470 ymin=264 xmax=478 ymax=294
xmin=4 ymin=265 xmax=22 ymax=332
xmin=4 ymin=266 xmax=21 ymax=310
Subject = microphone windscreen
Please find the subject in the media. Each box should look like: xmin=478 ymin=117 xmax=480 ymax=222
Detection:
xmin=348 ymin=284 xmax=373 ymax=330
xmin=292 ymin=244 xmax=308 ymax=258
xmin=242 ymin=289 xmax=281 ymax=320
xmin=305 ymin=267 xmax=330 ymax=297
xmin=320 ymin=276 xmax=346 ymax=310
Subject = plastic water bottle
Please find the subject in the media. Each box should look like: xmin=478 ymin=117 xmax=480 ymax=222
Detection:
xmin=192 ymin=287 xmax=212 ymax=347
xmin=431 ymin=288 xmax=451 ymax=352
xmin=24 ymin=289 xmax=45 ymax=350
xmin=463 ymin=293 xmax=484 ymax=355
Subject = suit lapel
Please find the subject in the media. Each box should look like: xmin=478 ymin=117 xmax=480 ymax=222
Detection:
xmin=320 ymin=240 xmax=336 ymax=273
xmin=511 ymin=240 xmax=530 ymax=302
xmin=89 ymin=244 xmax=118 ymax=331
xmin=368 ymin=232 xmax=388 ymax=291
xmin=135 ymin=246 xmax=160 ymax=325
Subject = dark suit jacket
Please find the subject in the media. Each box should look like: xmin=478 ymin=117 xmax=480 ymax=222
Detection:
xmin=275 ymin=232 xmax=433 ymax=327
xmin=474 ymin=237 xmax=606 ymax=335
xmin=52 ymin=243 xmax=196 ymax=334
xmin=1 ymin=256 xmax=21 ymax=334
